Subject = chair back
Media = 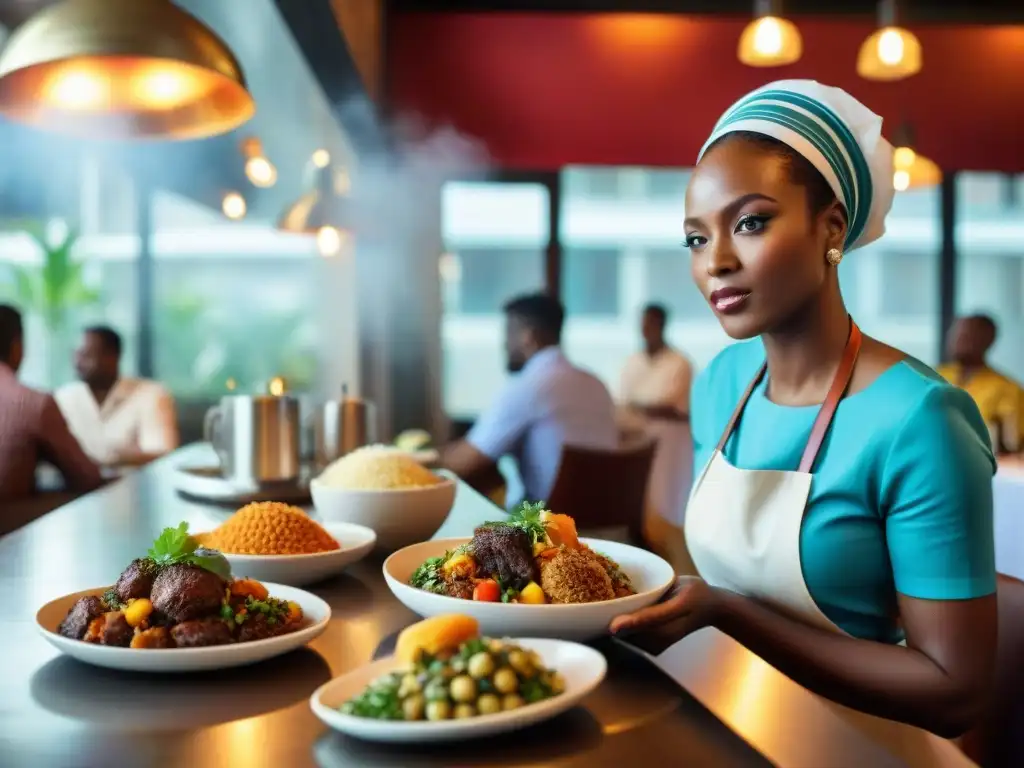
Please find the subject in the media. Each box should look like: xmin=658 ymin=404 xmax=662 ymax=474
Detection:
xmin=546 ymin=438 xmax=657 ymax=545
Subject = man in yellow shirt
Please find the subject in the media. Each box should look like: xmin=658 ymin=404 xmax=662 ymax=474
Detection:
xmin=937 ymin=314 xmax=1023 ymax=454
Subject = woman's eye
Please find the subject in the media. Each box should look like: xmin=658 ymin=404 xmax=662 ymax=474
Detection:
xmin=735 ymin=214 xmax=769 ymax=234
xmin=683 ymin=234 xmax=707 ymax=249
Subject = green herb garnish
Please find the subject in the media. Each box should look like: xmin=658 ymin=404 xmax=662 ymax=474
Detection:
xmin=481 ymin=500 xmax=549 ymax=545
xmin=147 ymin=522 xmax=232 ymax=580
xmin=410 ymin=554 xmax=448 ymax=595
xmin=102 ymin=588 xmax=124 ymax=611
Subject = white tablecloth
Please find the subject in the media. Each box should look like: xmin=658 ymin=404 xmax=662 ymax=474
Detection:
xmin=995 ymin=459 xmax=1024 ymax=581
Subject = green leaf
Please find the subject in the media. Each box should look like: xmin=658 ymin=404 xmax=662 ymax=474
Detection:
xmin=482 ymin=500 xmax=549 ymax=544
xmin=148 ymin=522 xmax=193 ymax=563
xmin=187 ymin=550 xmax=232 ymax=581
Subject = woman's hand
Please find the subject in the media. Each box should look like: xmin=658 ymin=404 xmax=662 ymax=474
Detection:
xmin=610 ymin=576 xmax=720 ymax=638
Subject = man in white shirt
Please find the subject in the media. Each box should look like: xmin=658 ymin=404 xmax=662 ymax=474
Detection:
xmin=619 ymin=303 xmax=693 ymax=425
xmin=442 ymin=293 xmax=618 ymax=508
xmin=55 ymin=326 xmax=179 ymax=468
xmin=618 ymin=303 xmax=696 ymax=573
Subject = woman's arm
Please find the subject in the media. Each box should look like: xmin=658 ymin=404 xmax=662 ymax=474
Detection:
xmin=714 ymin=589 xmax=996 ymax=738
xmin=612 ymin=583 xmax=995 ymax=738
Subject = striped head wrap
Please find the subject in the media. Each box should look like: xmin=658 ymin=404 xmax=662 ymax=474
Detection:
xmin=697 ymin=80 xmax=895 ymax=252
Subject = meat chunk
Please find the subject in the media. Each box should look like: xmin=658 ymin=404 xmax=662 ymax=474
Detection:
xmin=83 ymin=612 xmax=134 ymax=647
xmin=540 ymin=547 xmax=615 ymax=604
xmin=150 ymin=563 xmax=226 ymax=622
xmin=171 ymin=618 xmax=234 ymax=648
xmin=115 ymin=558 xmax=158 ymax=602
xmin=471 ymin=525 xmax=536 ymax=590
xmin=444 ymin=573 xmax=474 ymax=600
xmin=237 ymin=613 xmax=287 ymax=643
xmin=58 ymin=596 xmax=106 ymax=640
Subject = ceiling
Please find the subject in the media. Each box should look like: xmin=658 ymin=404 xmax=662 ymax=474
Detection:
xmin=389 ymin=0 xmax=1024 ymax=24
xmin=0 ymin=0 xmax=356 ymax=222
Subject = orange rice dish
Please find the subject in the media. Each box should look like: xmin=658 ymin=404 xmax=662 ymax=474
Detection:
xmin=195 ymin=502 xmax=340 ymax=555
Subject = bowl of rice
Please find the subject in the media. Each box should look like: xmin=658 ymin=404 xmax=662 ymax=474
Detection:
xmin=194 ymin=502 xmax=378 ymax=586
xmin=310 ymin=445 xmax=457 ymax=553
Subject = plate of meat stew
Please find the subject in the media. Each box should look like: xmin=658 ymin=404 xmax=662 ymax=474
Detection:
xmin=35 ymin=523 xmax=331 ymax=672
xmin=382 ymin=503 xmax=675 ymax=641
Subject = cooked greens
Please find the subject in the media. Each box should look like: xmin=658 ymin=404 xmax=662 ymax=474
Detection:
xmin=410 ymin=555 xmax=448 ymax=595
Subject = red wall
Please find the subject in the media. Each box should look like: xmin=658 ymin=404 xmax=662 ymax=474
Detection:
xmin=388 ymin=13 xmax=1024 ymax=172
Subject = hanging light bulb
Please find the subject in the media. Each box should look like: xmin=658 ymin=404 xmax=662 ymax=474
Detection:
xmin=244 ymin=156 xmax=277 ymax=187
xmin=0 ymin=0 xmax=254 ymax=140
xmin=316 ymin=226 xmax=344 ymax=257
xmin=279 ymin=157 xmax=351 ymax=250
xmin=738 ymin=0 xmax=802 ymax=67
xmin=891 ymin=125 xmax=941 ymax=192
xmin=312 ymin=149 xmax=331 ymax=168
xmin=857 ymin=1 xmax=922 ymax=81
xmin=240 ymin=136 xmax=277 ymax=188
xmin=221 ymin=192 xmax=246 ymax=220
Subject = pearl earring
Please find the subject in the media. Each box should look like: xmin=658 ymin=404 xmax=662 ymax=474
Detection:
xmin=826 ymin=248 xmax=843 ymax=266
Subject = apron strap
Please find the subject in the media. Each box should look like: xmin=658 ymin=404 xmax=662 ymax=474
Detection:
xmin=798 ymin=321 xmax=862 ymax=472
xmin=714 ymin=320 xmax=863 ymax=473
xmin=715 ymin=362 xmax=769 ymax=453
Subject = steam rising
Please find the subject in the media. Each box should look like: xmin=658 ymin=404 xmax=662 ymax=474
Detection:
xmin=332 ymin=95 xmax=492 ymax=439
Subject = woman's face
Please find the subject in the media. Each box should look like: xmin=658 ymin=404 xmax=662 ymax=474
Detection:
xmin=684 ymin=138 xmax=845 ymax=339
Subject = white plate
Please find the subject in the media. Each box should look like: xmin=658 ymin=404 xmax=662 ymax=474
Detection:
xmin=197 ymin=522 xmax=377 ymax=587
xmin=172 ymin=465 xmax=311 ymax=505
xmin=310 ymin=638 xmax=606 ymax=743
xmin=384 ymin=538 xmax=675 ymax=641
xmin=36 ymin=583 xmax=331 ymax=673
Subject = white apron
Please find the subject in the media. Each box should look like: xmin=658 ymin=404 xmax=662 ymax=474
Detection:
xmin=684 ymin=322 xmax=863 ymax=634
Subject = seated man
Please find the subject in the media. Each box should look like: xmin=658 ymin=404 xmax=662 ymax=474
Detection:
xmin=937 ymin=314 xmax=1024 ymax=454
xmin=0 ymin=304 xmax=102 ymax=502
xmin=619 ymin=302 xmax=694 ymax=426
xmin=442 ymin=293 xmax=618 ymax=508
xmin=55 ymin=326 xmax=179 ymax=468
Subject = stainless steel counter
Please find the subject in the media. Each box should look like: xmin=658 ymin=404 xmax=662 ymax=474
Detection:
xmin=0 ymin=445 xmax=973 ymax=767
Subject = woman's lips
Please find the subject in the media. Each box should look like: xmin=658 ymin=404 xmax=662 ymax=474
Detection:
xmin=709 ymin=288 xmax=751 ymax=314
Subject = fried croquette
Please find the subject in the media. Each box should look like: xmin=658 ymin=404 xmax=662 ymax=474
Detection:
xmin=539 ymin=547 xmax=616 ymax=604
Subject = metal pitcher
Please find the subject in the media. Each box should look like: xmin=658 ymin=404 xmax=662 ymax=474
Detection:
xmin=314 ymin=386 xmax=378 ymax=467
xmin=203 ymin=394 xmax=301 ymax=487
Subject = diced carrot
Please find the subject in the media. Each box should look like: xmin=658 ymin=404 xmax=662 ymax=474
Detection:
xmin=230 ymin=579 xmax=269 ymax=601
xmin=542 ymin=512 xmax=581 ymax=549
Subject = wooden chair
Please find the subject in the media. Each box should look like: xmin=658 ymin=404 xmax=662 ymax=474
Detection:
xmin=960 ymin=573 xmax=1024 ymax=767
xmin=546 ymin=438 xmax=658 ymax=547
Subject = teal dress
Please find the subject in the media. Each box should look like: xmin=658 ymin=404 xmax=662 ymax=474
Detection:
xmin=690 ymin=340 xmax=998 ymax=642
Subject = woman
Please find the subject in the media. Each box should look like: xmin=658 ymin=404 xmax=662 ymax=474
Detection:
xmin=610 ymin=80 xmax=998 ymax=738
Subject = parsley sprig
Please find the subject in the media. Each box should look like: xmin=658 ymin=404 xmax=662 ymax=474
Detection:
xmin=482 ymin=500 xmax=549 ymax=545
xmin=147 ymin=522 xmax=232 ymax=580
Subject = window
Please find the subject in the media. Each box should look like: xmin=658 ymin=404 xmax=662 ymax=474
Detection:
xmin=954 ymin=173 xmax=1024 ymax=380
xmin=0 ymin=156 xmax=140 ymax=390
xmin=644 ymin=249 xmax=708 ymax=320
xmin=562 ymin=248 xmax=620 ymax=317
xmin=839 ymin=185 xmax=941 ymax=366
xmin=150 ymin=190 xmax=323 ymax=400
xmin=560 ymin=166 xmax=727 ymax=393
xmin=440 ymin=181 xmax=548 ymax=417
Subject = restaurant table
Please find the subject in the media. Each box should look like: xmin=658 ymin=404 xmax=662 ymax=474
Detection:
xmin=0 ymin=445 xmax=972 ymax=768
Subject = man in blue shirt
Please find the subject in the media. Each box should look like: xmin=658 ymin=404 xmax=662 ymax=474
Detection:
xmin=441 ymin=293 xmax=618 ymax=509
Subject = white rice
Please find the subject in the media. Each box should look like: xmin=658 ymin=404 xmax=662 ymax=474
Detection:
xmin=317 ymin=444 xmax=441 ymax=490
